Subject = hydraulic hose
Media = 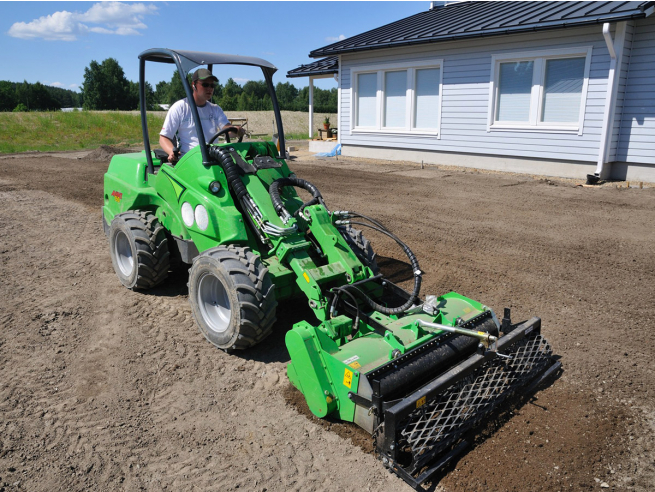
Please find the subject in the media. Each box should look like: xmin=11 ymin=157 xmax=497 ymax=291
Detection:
xmin=330 ymin=286 xmax=361 ymax=333
xmin=267 ymin=175 xmax=421 ymax=315
xmin=269 ymin=177 xmax=324 ymax=218
xmin=208 ymin=146 xmax=248 ymax=202
xmin=208 ymin=146 xmax=267 ymax=244
xmin=344 ymin=220 xmax=422 ymax=315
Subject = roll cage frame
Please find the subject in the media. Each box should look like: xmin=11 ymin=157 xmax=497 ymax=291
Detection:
xmin=138 ymin=48 xmax=286 ymax=175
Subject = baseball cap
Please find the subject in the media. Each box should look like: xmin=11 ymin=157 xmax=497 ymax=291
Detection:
xmin=192 ymin=68 xmax=218 ymax=83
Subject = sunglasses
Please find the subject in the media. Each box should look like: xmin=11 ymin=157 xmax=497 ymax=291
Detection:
xmin=200 ymin=82 xmax=216 ymax=89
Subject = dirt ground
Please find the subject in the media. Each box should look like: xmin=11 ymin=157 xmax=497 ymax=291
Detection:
xmin=0 ymin=142 xmax=654 ymax=492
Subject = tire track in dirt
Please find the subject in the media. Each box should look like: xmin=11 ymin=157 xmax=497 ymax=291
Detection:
xmin=0 ymin=184 xmax=398 ymax=491
xmin=1 ymin=152 xmax=654 ymax=490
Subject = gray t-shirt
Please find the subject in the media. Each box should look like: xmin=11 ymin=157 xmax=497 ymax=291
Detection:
xmin=160 ymin=98 xmax=229 ymax=154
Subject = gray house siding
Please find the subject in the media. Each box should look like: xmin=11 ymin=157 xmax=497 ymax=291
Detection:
xmin=339 ymin=24 xmax=634 ymax=167
xmin=616 ymin=16 xmax=655 ymax=165
xmin=609 ymin=21 xmax=635 ymax=162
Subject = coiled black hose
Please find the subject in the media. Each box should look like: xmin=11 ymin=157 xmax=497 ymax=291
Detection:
xmin=345 ymin=220 xmax=422 ymax=315
xmin=268 ymin=175 xmax=421 ymax=315
xmin=269 ymin=177 xmax=324 ymax=217
xmin=208 ymin=146 xmax=268 ymax=244
xmin=208 ymin=146 xmax=248 ymax=202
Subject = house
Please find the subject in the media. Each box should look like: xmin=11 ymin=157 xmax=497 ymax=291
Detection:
xmin=288 ymin=1 xmax=655 ymax=182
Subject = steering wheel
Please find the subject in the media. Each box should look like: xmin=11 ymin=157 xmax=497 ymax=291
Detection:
xmin=208 ymin=126 xmax=243 ymax=145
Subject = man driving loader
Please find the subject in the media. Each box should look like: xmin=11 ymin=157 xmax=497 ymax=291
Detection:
xmin=159 ymin=68 xmax=244 ymax=163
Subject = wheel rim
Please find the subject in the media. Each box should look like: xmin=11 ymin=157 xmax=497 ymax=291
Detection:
xmin=115 ymin=230 xmax=134 ymax=277
xmin=197 ymin=272 xmax=231 ymax=333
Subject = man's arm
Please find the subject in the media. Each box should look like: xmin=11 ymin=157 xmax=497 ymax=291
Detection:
xmin=159 ymin=135 xmax=178 ymax=163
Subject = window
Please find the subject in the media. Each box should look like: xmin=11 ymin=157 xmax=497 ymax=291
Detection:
xmin=352 ymin=60 xmax=443 ymax=136
xmin=384 ymin=70 xmax=407 ymax=128
xmin=356 ymin=73 xmax=377 ymax=127
xmin=489 ymin=47 xmax=592 ymax=134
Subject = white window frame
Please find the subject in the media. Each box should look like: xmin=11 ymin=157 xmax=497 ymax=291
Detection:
xmin=487 ymin=47 xmax=592 ymax=135
xmin=351 ymin=59 xmax=443 ymax=138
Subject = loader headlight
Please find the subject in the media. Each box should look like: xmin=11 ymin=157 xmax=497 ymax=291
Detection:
xmin=181 ymin=202 xmax=194 ymax=227
xmin=195 ymin=204 xmax=209 ymax=231
xmin=209 ymin=181 xmax=221 ymax=194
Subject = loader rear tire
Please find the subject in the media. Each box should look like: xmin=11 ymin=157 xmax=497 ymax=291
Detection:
xmin=109 ymin=210 xmax=170 ymax=290
xmin=188 ymin=245 xmax=277 ymax=351
xmin=338 ymin=225 xmax=379 ymax=274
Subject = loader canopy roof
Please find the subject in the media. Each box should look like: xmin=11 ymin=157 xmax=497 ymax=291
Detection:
xmin=138 ymin=48 xmax=277 ymax=77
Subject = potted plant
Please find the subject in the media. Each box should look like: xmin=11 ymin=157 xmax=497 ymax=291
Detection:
xmin=323 ymin=117 xmax=330 ymax=131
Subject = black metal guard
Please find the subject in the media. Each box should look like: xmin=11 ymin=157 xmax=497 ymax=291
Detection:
xmin=378 ymin=317 xmax=557 ymax=487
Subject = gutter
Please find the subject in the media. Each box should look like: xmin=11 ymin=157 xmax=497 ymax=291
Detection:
xmin=592 ymin=22 xmax=627 ymax=182
xmin=309 ymin=12 xmax=649 ymax=58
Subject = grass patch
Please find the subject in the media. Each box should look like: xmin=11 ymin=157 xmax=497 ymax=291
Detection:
xmin=0 ymin=111 xmax=314 ymax=154
xmin=0 ymin=111 xmax=166 ymax=153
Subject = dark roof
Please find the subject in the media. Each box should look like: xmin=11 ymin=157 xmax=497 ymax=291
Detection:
xmin=287 ymin=56 xmax=339 ymax=78
xmin=310 ymin=1 xmax=655 ymax=58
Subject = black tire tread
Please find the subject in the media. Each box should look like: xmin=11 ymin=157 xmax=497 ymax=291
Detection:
xmin=338 ymin=225 xmax=379 ymax=274
xmin=195 ymin=245 xmax=277 ymax=350
xmin=114 ymin=210 xmax=170 ymax=289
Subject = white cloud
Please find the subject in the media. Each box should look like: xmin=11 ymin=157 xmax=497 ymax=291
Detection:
xmin=69 ymin=84 xmax=79 ymax=90
xmin=325 ymin=34 xmax=346 ymax=42
xmin=233 ymin=78 xmax=250 ymax=85
xmin=49 ymin=82 xmax=64 ymax=88
xmin=8 ymin=2 xmax=157 ymax=41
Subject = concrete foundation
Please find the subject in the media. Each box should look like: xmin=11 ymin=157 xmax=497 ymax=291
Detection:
xmin=341 ymin=145 xmax=655 ymax=183
xmin=308 ymin=140 xmax=339 ymax=153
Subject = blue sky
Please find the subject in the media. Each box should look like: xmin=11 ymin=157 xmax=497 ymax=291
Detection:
xmin=1 ymin=1 xmax=427 ymax=92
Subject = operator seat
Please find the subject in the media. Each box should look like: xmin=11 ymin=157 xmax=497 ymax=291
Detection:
xmin=153 ymin=135 xmax=180 ymax=165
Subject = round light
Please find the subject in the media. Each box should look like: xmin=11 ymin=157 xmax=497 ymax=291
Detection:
xmin=195 ymin=204 xmax=209 ymax=231
xmin=209 ymin=181 xmax=221 ymax=194
xmin=181 ymin=202 xmax=194 ymax=227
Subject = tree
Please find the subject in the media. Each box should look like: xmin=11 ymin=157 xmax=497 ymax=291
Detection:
xmin=14 ymin=80 xmax=59 ymax=111
xmin=82 ymin=58 xmax=132 ymax=110
xmin=154 ymin=80 xmax=170 ymax=105
xmin=275 ymin=81 xmax=299 ymax=110
xmin=0 ymin=81 xmax=17 ymax=112
xmin=164 ymin=70 xmax=193 ymax=105
xmin=313 ymin=87 xmax=338 ymax=113
xmin=218 ymin=78 xmax=242 ymax=111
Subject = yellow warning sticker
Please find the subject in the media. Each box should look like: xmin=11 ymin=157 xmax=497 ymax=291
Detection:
xmin=478 ymin=331 xmax=486 ymax=336
xmin=343 ymin=369 xmax=353 ymax=388
xmin=303 ymin=272 xmax=310 ymax=283
xmin=416 ymin=396 xmax=427 ymax=409
xmin=348 ymin=361 xmax=361 ymax=369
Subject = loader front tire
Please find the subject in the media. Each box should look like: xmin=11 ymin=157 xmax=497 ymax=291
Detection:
xmin=338 ymin=225 xmax=379 ymax=274
xmin=109 ymin=210 xmax=170 ymax=290
xmin=188 ymin=245 xmax=277 ymax=351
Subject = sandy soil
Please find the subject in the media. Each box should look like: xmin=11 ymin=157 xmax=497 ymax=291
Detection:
xmin=0 ymin=143 xmax=654 ymax=491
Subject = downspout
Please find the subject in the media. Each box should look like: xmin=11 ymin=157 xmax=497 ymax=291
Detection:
xmin=309 ymin=76 xmax=314 ymax=140
xmin=593 ymin=22 xmax=625 ymax=181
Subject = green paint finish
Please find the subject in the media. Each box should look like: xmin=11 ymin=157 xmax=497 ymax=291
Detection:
xmin=103 ymin=143 xmax=258 ymax=249
xmin=286 ymin=321 xmax=337 ymax=418
xmin=285 ymin=292 xmax=492 ymax=422
xmin=305 ymin=206 xmax=367 ymax=281
xmin=103 ymin=122 xmax=496 ymax=430
xmin=164 ymin=172 xmax=186 ymax=202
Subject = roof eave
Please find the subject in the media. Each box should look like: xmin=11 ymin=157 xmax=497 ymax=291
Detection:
xmin=309 ymin=11 xmax=649 ymax=58
xmin=287 ymin=70 xmax=338 ymax=78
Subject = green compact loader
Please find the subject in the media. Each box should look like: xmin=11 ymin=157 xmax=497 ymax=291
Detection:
xmin=103 ymin=49 xmax=560 ymax=488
